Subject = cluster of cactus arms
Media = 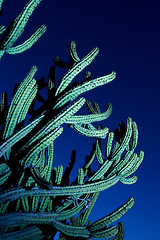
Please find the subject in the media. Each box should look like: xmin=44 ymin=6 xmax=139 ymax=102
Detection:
xmin=0 ymin=1 xmax=144 ymax=240
xmin=0 ymin=0 xmax=46 ymax=60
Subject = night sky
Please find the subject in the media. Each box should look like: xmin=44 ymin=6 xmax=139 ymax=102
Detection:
xmin=0 ymin=0 xmax=160 ymax=239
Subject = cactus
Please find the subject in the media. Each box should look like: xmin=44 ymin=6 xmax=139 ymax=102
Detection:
xmin=0 ymin=1 xmax=144 ymax=239
xmin=0 ymin=0 xmax=46 ymax=60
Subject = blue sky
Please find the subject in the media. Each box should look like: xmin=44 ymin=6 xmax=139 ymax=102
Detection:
xmin=0 ymin=0 xmax=160 ymax=239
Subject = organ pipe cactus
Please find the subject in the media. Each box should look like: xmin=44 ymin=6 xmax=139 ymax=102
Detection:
xmin=0 ymin=1 xmax=144 ymax=239
xmin=0 ymin=0 xmax=46 ymax=60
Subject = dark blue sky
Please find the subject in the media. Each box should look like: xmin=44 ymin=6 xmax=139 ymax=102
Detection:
xmin=0 ymin=0 xmax=160 ymax=239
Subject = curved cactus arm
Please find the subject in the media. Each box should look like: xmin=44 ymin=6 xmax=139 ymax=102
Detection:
xmin=128 ymin=121 xmax=138 ymax=151
xmin=78 ymin=168 xmax=85 ymax=184
xmin=95 ymin=139 xmax=104 ymax=164
xmin=81 ymin=192 xmax=100 ymax=226
xmin=0 ymin=226 xmax=44 ymax=240
xmin=3 ymin=66 xmax=37 ymax=140
xmin=116 ymin=223 xmax=125 ymax=240
xmin=69 ymin=41 xmax=80 ymax=63
xmin=108 ymin=120 xmax=139 ymax=177
xmin=6 ymin=24 xmax=47 ymax=55
xmin=44 ymin=142 xmax=54 ymax=182
xmin=54 ymin=71 xmax=116 ymax=109
xmin=86 ymin=101 xmax=97 ymax=114
xmin=110 ymin=117 xmax=133 ymax=161
xmin=0 ymin=0 xmax=43 ymax=50
xmin=55 ymin=47 xmax=99 ymax=96
xmin=90 ymin=225 xmax=118 ymax=239
xmin=25 ymin=164 xmax=53 ymax=189
xmin=52 ymin=219 xmax=118 ymax=239
xmin=89 ymin=198 xmax=134 ymax=231
xmin=93 ymin=102 xmax=101 ymax=113
xmin=18 ymin=84 xmax=38 ymax=123
xmin=120 ymin=175 xmax=138 ymax=185
xmin=0 ymin=212 xmax=59 ymax=228
xmin=0 ymin=163 xmax=11 ymax=186
xmin=84 ymin=151 xmax=96 ymax=170
xmin=0 ymin=175 xmax=119 ymax=204
xmin=0 ymin=0 xmax=4 ymax=11
xmin=0 ymin=114 xmax=44 ymax=158
xmin=106 ymin=132 xmax=114 ymax=157
xmin=57 ymin=196 xmax=90 ymax=220
xmin=0 ymin=197 xmax=88 ymax=227
xmin=119 ymin=151 xmax=144 ymax=179
xmin=69 ymin=123 xmax=109 ymax=139
xmin=54 ymin=194 xmax=90 ymax=214
xmin=17 ymin=97 xmax=85 ymax=156
xmin=88 ymin=158 xmax=112 ymax=181
xmin=52 ymin=219 xmax=90 ymax=238
xmin=110 ymin=222 xmax=125 ymax=240
xmin=20 ymin=126 xmax=63 ymax=165
xmin=49 ymin=97 xmax=86 ymax=128
xmin=3 ymin=79 xmax=37 ymax=160
xmin=0 ymin=25 xmax=6 ymax=35
xmin=65 ymin=102 xmax=112 ymax=124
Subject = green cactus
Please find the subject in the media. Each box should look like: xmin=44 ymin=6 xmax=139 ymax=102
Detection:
xmin=0 ymin=1 xmax=144 ymax=239
xmin=0 ymin=0 xmax=46 ymax=60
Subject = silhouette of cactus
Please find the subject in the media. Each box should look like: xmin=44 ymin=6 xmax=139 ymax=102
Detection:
xmin=0 ymin=1 xmax=144 ymax=239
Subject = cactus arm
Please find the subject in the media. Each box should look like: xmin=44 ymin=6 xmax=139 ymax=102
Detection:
xmin=90 ymin=225 xmax=118 ymax=239
xmin=20 ymin=126 xmax=63 ymax=166
xmin=0 ymin=196 xmax=89 ymax=227
xmin=65 ymin=102 xmax=112 ymax=124
xmin=0 ymin=0 xmax=46 ymax=60
xmin=0 ymin=25 xmax=6 ymax=35
xmin=0 ymin=114 xmax=43 ymax=158
xmin=0 ymin=163 xmax=11 ymax=185
xmin=108 ymin=120 xmax=139 ymax=176
xmin=3 ymin=66 xmax=37 ymax=140
xmin=95 ymin=139 xmax=104 ymax=164
xmin=89 ymin=198 xmax=134 ymax=232
xmin=69 ymin=123 xmax=109 ymax=139
xmin=2 ymin=78 xmax=37 ymax=160
xmin=78 ymin=168 xmax=85 ymax=184
xmin=69 ymin=41 xmax=80 ymax=63
xmin=106 ymin=132 xmax=114 ymax=157
xmin=25 ymin=164 xmax=52 ymax=189
xmin=0 ymin=0 xmax=4 ymax=12
xmin=18 ymin=84 xmax=38 ymax=123
xmin=52 ymin=219 xmax=90 ymax=238
xmin=55 ymin=47 xmax=99 ymax=96
xmin=55 ymin=165 xmax=63 ymax=185
xmin=0 ymin=226 xmax=44 ymax=240
xmin=0 ymin=0 xmax=43 ymax=50
xmin=86 ymin=101 xmax=97 ymax=114
xmin=88 ymin=159 xmax=113 ymax=181
xmin=0 ymin=212 xmax=59 ymax=228
xmin=54 ymin=71 xmax=116 ymax=109
xmin=110 ymin=117 xmax=132 ymax=161
xmin=43 ymin=142 xmax=54 ymax=182
xmin=81 ymin=192 xmax=100 ymax=225
xmin=0 ymin=175 xmax=119 ymax=204
xmin=16 ymin=97 xmax=85 ymax=159
xmin=6 ymin=24 xmax=47 ymax=55
xmin=120 ymin=175 xmax=138 ymax=184
xmin=110 ymin=222 xmax=125 ymax=240
xmin=119 ymin=151 xmax=144 ymax=179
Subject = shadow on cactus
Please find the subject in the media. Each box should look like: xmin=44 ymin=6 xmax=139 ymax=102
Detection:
xmin=0 ymin=1 xmax=144 ymax=240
